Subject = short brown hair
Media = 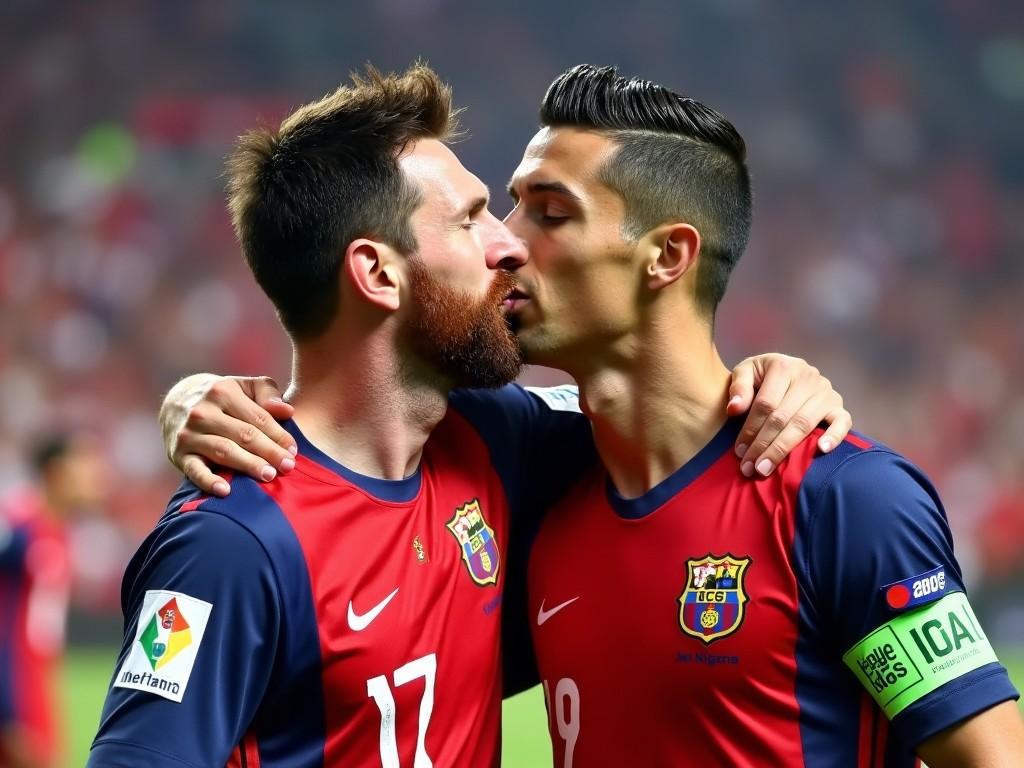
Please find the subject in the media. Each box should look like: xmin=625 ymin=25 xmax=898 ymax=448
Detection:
xmin=227 ymin=63 xmax=459 ymax=338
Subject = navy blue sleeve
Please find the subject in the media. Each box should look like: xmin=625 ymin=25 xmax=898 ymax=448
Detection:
xmin=449 ymin=384 xmax=596 ymax=697
xmin=800 ymin=447 xmax=1018 ymax=747
xmin=0 ymin=518 xmax=29 ymax=572
xmin=0 ymin=516 xmax=28 ymax=727
xmin=88 ymin=510 xmax=281 ymax=767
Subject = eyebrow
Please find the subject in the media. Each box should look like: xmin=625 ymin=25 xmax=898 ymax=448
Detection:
xmin=506 ymin=179 xmax=583 ymax=204
xmin=454 ymin=190 xmax=490 ymax=220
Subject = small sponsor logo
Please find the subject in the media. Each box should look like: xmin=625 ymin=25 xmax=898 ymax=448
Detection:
xmin=347 ymin=587 xmax=400 ymax=632
xmin=536 ymin=596 xmax=580 ymax=626
xmin=446 ymin=499 xmax=500 ymax=586
xmin=851 ymin=629 xmax=917 ymax=697
xmin=882 ymin=566 xmax=946 ymax=611
xmin=114 ymin=590 xmax=212 ymax=703
xmin=678 ymin=554 xmax=751 ymax=644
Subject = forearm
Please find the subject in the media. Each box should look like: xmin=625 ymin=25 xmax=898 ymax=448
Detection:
xmin=159 ymin=373 xmax=225 ymax=460
xmin=916 ymin=700 xmax=1024 ymax=767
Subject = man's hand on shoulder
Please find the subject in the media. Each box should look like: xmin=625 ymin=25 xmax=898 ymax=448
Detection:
xmin=727 ymin=353 xmax=852 ymax=478
xmin=159 ymin=374 xmax=297 ymax=497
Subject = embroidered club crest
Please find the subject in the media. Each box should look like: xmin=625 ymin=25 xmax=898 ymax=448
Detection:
xmin=446 ymin=498 xmax=500 ymax=586
xmin=678 ymin=554 xmax=751 ymax=644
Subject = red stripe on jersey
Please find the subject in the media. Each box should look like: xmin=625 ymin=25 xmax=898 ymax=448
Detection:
xmin=874 ymin=714 xmax=890 ymax=768
xmin=857 ymin=692 xmax=873 ymax=767
xmin=181 ymin=473 xmax=233 ymax=513
xmin=224 ymin=732 xmax=260 ymax=768
xmin=180 ymin=496 xmax=208 ymax=513
xmin=845 ymin=433 xmax=872 ymax=450
xmin=243 ymin=732 xmax=261 ymax=767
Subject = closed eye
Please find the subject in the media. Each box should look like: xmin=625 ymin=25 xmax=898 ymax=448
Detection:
xmin=540 ymin=213 xmax=570 ymax=224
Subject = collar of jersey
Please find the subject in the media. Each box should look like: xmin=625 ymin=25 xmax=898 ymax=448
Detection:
xmin=605 ymin=416 xmax=743 ymax=520
xmin=282 ymin=419 xmax=422 ymax=503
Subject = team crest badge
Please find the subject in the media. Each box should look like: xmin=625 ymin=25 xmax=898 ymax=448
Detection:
xmin=678 ymin=554 xmax=751 ymax=644
xmin=446 ymin=498 xmax=499 ymax=586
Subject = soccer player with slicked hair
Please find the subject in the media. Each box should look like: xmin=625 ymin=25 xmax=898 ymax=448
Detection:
xmin=509 ymin=64 xmax=1021 ymax=767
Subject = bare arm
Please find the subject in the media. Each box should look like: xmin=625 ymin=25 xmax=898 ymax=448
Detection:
xmin=916 ymin=700 xmax=1024 ymax=767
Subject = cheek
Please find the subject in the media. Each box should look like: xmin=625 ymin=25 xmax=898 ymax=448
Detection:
xmin=420 ymin=235 xmax=490 ymax=292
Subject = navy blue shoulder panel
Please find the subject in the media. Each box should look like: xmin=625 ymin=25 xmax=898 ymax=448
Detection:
xmin=793 ymin=442 xmax=1018 ymax=752
xmin=89 ymin=478 xmax=325 ymax=767
xmin=449 ymin=384 xmax=596 ymax=697
xmin=448 ymin=384 xmax=593 ymax=512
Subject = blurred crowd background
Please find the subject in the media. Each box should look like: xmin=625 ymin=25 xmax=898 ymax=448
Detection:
xmin=1 ymin=0 xmax=1022 ymax=761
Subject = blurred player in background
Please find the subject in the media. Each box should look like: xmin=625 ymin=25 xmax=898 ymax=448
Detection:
xmin=1 ymin=435 xmax=105 ymax=768
xmin=171 ymin=65 xmax=1024 ymax=766
xmin=97 ymin=64 xmax=851 ymax=767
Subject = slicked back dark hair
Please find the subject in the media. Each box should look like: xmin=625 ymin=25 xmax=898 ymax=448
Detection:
xmin=227 ymin=64 xmax=459 ymax=339
xmin=540 ymin=64 xmax=752 ymax=318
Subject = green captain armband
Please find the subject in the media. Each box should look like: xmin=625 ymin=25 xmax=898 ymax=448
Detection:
xmin=842 ymin=591 xmax=999 ymax=718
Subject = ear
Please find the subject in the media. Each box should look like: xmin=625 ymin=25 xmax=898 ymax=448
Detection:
xmin=644 ymin=223 xmax=700 ymax=291
xmin=343 ymin=238 xmax=403 ymax=312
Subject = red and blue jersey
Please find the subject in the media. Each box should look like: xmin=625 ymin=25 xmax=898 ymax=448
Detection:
xmin=528 ymin=418 xmax=1018 ymax=767
xmin=88 ymin=384 xmax=593 ymax=768
xmin=0 ymin=489 xmax=71 ymax=767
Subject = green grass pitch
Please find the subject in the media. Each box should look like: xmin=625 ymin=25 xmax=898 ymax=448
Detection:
xmin=66 ymin=647 xmax=1024 ymax=767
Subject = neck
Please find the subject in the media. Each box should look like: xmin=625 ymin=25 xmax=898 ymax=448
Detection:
xmin=570 ymin=313 xmax=731 ymax=499
xmin=284 ymin=327 xmax=449 ymax=480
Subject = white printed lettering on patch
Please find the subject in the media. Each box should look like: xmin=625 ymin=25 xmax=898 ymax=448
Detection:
xmin=113 ymin=590 xmax=212 ymax=703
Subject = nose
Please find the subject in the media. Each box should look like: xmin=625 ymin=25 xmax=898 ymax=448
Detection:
xmin=484 ymin=212 xmax=528 ymax=271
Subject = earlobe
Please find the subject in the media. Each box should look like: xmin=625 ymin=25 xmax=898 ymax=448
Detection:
xmin=345 ymin=239 xmax=402 ymax=312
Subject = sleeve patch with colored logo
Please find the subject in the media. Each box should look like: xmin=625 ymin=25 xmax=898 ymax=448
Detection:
xmin=113 ymin=590 xmax=213 ymax=703
xmin=842 ymin=591 xmax=998 ymax=718
xmin=881 ymin=565 xmax=947 ymax=611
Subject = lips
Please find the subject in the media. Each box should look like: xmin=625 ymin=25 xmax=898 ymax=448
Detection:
xmin=501 ymin=286 xmax=531 ymax=312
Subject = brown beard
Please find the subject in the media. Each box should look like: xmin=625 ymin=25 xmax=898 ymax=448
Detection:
xmin=402 ymin=256 xmax=523 ymax=388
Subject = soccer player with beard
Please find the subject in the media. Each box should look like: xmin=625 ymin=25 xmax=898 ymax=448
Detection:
xmin=89 ymin=65 xmax=580 ymax=768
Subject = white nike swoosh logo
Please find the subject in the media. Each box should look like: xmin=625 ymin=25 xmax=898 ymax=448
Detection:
xmin=537 ymin=596 xmax=580 ymax=626
xmin=347 ymin=587 xmax=400 ymax=632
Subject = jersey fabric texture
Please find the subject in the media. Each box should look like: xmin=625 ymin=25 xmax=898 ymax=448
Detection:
xmin=88 ymin=384 xmax=592 ymax=768
xmin=0 ymin=489 xmax=71 ymax=767
xmin=528 ymin=418 xmax=1018 ymax=767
